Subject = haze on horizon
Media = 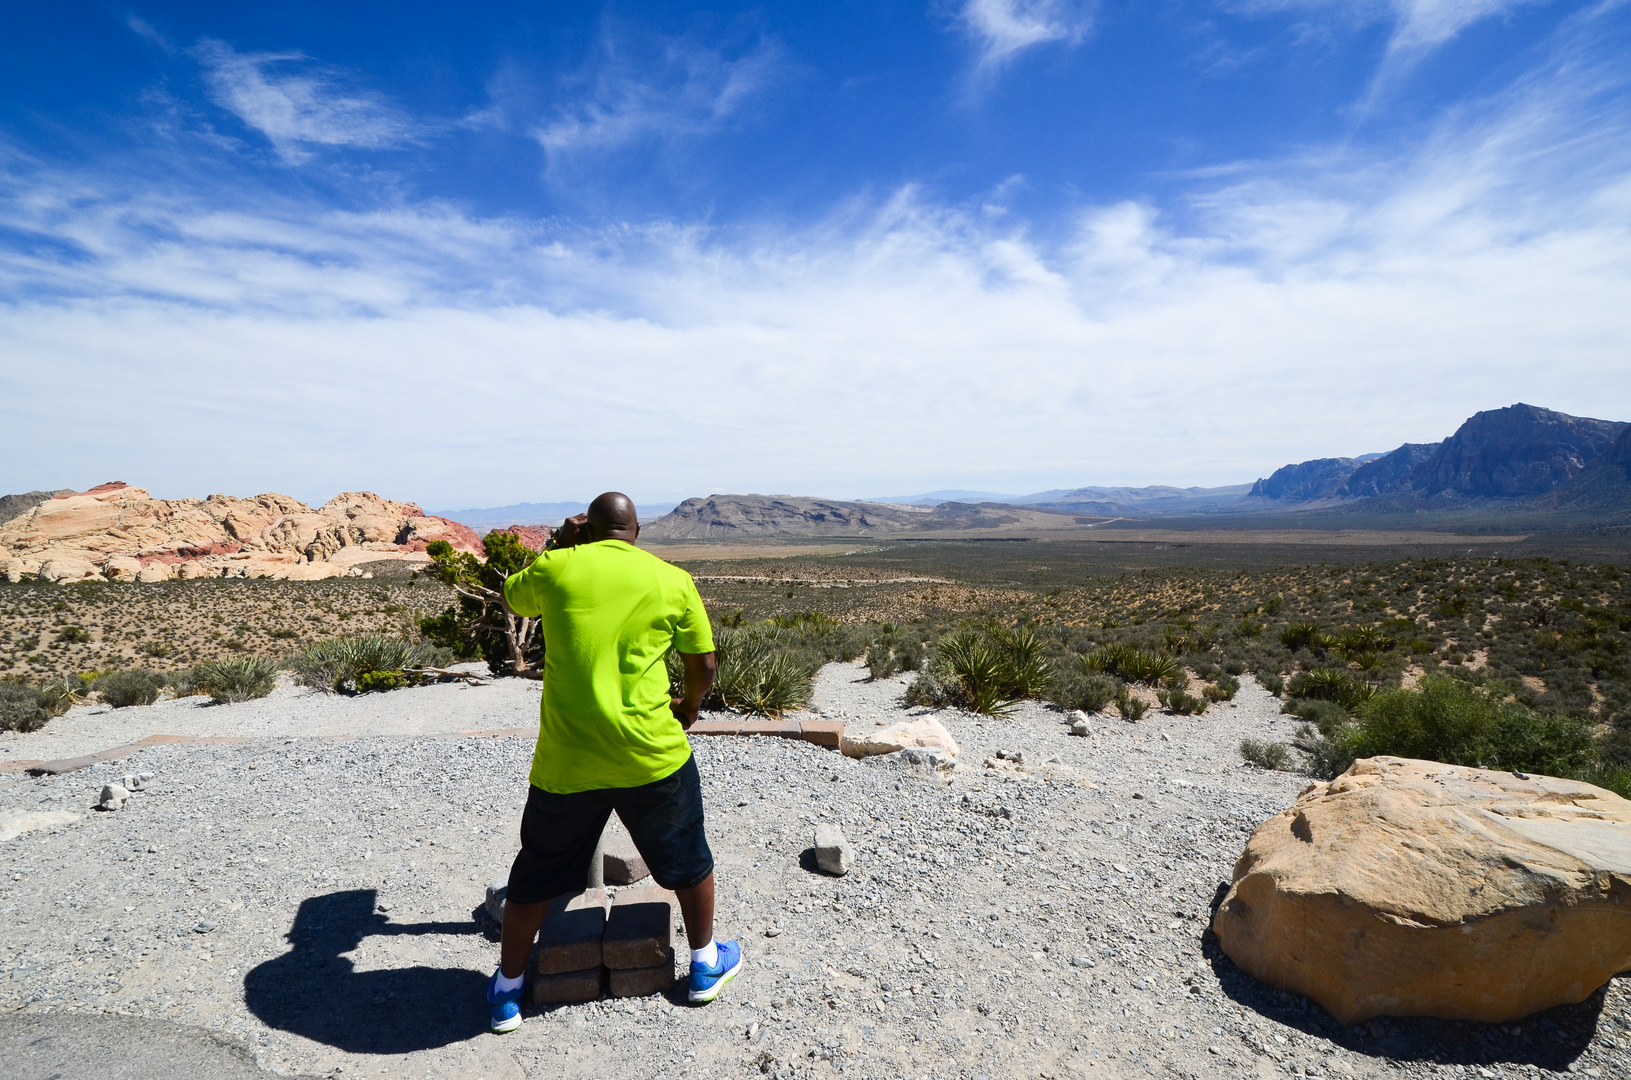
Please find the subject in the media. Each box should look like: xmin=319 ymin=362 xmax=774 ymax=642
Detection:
xmin=2 ymin=2 xmax=1629 ymax=511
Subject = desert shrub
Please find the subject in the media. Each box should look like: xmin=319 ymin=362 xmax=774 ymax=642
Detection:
xmin=1188 ymin=657 xmax=1221 ymax=681
xmin=94 ymin=669 xmax=166 ymax=708
xmin=1283 ymin=696 xmax=1349 ymax=736
xmin=1221 ymin=658 xmax=1247 ymax=676
xmin=1287 ymin=668 xmax=1373 ymax=711
xmin=190 ymin=656 xmax=279 ymax=704
xmin=1299 ymin=676 xmax=1603 ymax=781
xmin=0 ymin=684 xmax=51 ymax=732
xmin=0 ymin=676 xmax=84 ymax=732
xmin=1113 ymin=687 xmax=1149 ymax=722
xmin=1046 ymin=659 xmax=1122 ymax=714
xmin=1257 ymin=672 xmax=1286 ymax=697
xmin=864 ymin=632 xmax=925 ymax=681
xmin=292 ymin=634 xmax=443 ymax=694
xmin=1157 ymin=687 xmax=1208 ymax=715
xmin=772 ymin=612 xmax=866 ymax=663
xmin=1240 ymin=739 xmax=1291 ymax=770
xmin=1204 ymin=673 xmax=1241 ymax=703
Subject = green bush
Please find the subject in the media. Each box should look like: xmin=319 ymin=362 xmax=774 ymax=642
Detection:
xmin=0 ymin=676 xmax=84 ymax=732
xmin=189 ymin=656 xmax=280 ymax=704
xmin=1114 ymin=687 xmax=1149 ymax=721
xmin=1204 ymin=673 xmax=1241 ymax=703
xmin=864 ymin=633 xmax=924 ymax=681
xmin=1046 ymin=659 xmax=1122 ymax=714
xmin=1301 ymin=676 xmax=1604 ymax=782
xmin=1157 ymin=687 xmax=1208 ymax=715
xmin=704 ymin=623 xmax=819 ymax=715
xmin=1240 ymin=739 xmax=1291 ymax=770
xmin=1280 ymin=622 xmax=1320 ymax=650
xmin=1083 ymin=644 xmax=1179 ymax=686
xmin=0 ymin=684 xmax=51 ymax=732
xmin=1283 ymin=696 xmax=1349 ymax=736
xmin=905 ymin=625 xmax=1053 ymax=715
xmin=291 ymin=634 xmax=444 ymax=694
xmin=1257 ymin=672 xmax=1286 ymax=697
xmin=1287 ymin=668 xmax=1373 ymax=710
xmin=94 ymin=669 xmax=166 ymax=708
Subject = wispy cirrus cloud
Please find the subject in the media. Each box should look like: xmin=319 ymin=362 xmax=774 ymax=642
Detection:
xmin=957 ymin=0 xmax=1094 ymax=74
xmin=532 ymin=34 xmax=784 ymax=162
xmin=193 ymin=39 xmax=415 ymax=163
xmin=0 ymin=5 xmax=1626 ymax=505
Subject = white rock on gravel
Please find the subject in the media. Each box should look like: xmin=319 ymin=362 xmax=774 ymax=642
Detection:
xmin=813 ymin=823 xmax=853 ymax=876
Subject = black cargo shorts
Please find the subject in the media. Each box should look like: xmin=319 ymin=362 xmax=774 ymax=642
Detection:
xmin=505 ymin=753 xmax=714 ymax=904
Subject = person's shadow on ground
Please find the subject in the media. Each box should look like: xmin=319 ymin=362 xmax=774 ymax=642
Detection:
xmin=244 ymin=889 xmax=488 ymax=1054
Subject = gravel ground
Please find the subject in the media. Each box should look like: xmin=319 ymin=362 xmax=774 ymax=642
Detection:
xmin=2 ymin=663 xmax=1627 ymax=1080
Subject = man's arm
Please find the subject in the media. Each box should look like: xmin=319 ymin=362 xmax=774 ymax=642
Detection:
xmin=670 ymin=651 xmax=717 ymax=729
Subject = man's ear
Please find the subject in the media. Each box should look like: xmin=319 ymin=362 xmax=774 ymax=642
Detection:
xmin=631 ymin=521 xmax=641 ymax=541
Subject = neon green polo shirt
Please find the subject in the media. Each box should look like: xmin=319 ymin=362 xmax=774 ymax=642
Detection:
xmin=503 ymin=539 xmax=714 ymax=793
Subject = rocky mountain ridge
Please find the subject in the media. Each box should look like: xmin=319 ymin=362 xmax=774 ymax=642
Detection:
xmin=0 ymin=483 xmax=483 ymax=584
xmin=1249 ymin=404 xmax=1628 ymax=508
xmin=641 ymin=494 xmax=1089 ymax=539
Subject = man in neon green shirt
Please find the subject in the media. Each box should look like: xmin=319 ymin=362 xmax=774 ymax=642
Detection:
xmin=484 ymin=492 xmax=742 ymax=1032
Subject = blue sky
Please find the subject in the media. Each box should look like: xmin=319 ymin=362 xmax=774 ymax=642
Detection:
xmin=2 ymin=1 xmax=1628 ymax=507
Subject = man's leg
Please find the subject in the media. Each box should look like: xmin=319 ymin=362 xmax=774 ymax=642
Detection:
xmin=674 ymin=872 xmax=715 ymax=952
xmin=500 ymin=899 xmax=550 ymax=980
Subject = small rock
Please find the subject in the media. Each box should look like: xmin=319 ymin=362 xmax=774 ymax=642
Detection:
xmin=97 ymin=784 xmax=129 ymax=811
xmin=1069 ymin=719 xmax=1091 ymax=736
xmin=484 ymin=879 xmax=508 ymax=923
xmin=377 ymin=901 xmax=394 ymax=912
xmin=814 ymin=823 xmax=852 ymax=876
xmin=193 ymin=921 xmax=215 ymax=934
xmin=121 ymin=771 xmax=154 ymax=791
xmin=765 ymin=927 xmax=783 ymax=937
xmin=1071 ymin=956 xmax=1096 ymax=968
xmin=1132 ymin=792 xmax=1145 ymax=800
xmin=899 ymin=746 xmax=954 ymax=775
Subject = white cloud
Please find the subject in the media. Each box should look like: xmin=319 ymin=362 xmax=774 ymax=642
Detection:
xmin=0 ymin=10 xmax=1627 ymax=506
xmin=959 ymin=0 xmax=1093 ymax=72
xmin=194 ymin=39 xmax=414 ymax=163
xmin=532 ymin=36 xmax=783 ymax=161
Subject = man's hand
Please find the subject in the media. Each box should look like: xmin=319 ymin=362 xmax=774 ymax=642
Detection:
xmin=551 ymin=513 xmax=591 ymax=549
xmin=671 ymin=651 xmax=717 ymax=729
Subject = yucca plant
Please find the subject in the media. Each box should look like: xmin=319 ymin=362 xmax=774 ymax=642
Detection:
xmin=190 ymin=656 xmax=280 ymax=704
xmin=707 ymin=623 xmax=818 ymax=715
xmin=291 ymin=634 xmax=442 ymax=694
xmin=1279 ymin=622 xmax=1321 ymax=651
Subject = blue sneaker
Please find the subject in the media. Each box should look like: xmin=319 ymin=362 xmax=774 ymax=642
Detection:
xmin=487 ymin=970 xmax=523 ymax=1033
xmin=687 ymin=940 xmax=743 ymax=1004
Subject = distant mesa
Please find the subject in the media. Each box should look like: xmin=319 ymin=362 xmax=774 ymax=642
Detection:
xmin=0 ymin=484 xmax=487 ymax=584
xmin=640 ymin=494 xmax=1090 ymax=540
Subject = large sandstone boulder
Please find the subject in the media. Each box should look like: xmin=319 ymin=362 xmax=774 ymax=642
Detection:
xmin=1213 ymin=756 xmax=1631 ymax=1025
xmin=37 ymin=556 xmax=102 ymax=583
xmin=103 ymin=554 xmax=143 ymax=581
xmin=841 ymin=716 xmax=960 ymax=760
xmin=135 ymin=561 xmax=175 ymax=583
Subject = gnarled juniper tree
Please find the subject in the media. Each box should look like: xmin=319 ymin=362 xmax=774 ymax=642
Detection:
xmin=419 ymin=532 xmax=544 ymax=677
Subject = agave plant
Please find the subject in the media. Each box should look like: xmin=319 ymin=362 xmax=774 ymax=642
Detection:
xmin=190 ymin=656 xmax=280 ymax=704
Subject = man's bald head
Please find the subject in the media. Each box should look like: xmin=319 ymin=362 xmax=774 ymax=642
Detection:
xmin=586 ymin=492 xmax=639 ymax=541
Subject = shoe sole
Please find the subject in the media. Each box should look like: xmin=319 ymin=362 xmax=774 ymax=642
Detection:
xmin=490 ymin=1013 xmax=522 ymax=1033
xmin=688 ymin=954 xmax=742 ymax=1004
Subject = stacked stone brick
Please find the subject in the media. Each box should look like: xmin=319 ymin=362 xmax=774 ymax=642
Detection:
xmin=532 ymin=886 xmax=678 ymax=1005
